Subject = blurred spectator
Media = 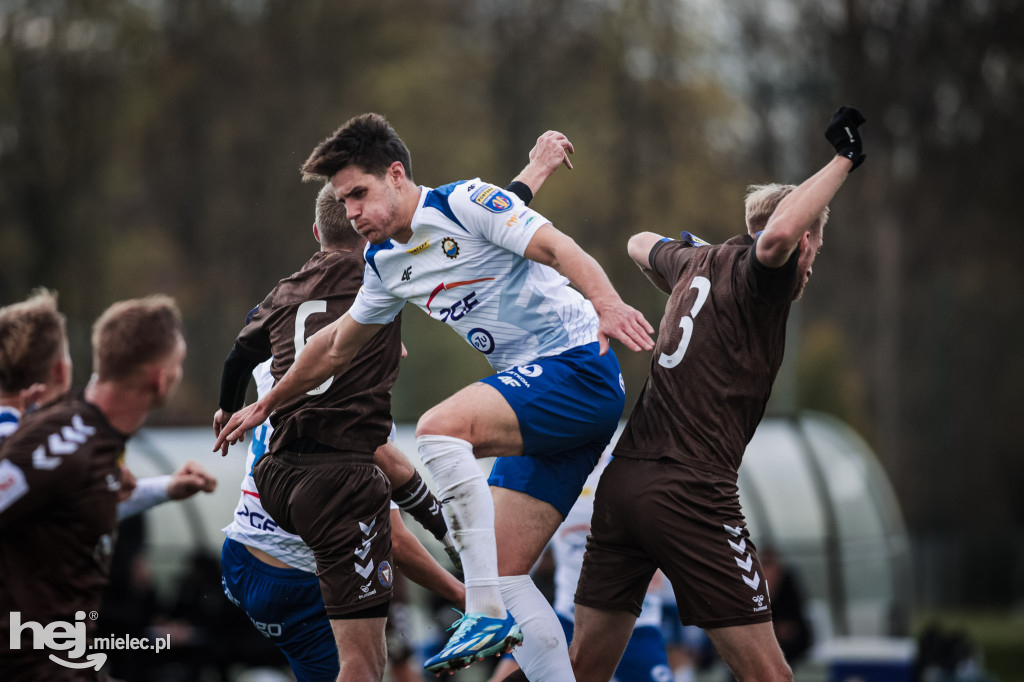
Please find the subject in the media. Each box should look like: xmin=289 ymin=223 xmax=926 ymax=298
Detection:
xmin=760 ymin=547 xmax=812 ymax=664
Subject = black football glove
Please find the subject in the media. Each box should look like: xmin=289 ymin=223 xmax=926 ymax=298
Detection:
xmin=824 ymin=106 xmax=866 ymax=171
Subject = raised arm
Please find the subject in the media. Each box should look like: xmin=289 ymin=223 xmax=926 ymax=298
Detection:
xmin=212 ymin=312 xmax=382 ymax=452
xmin=756 ymin=106 xmax=866 ymax=267
xmin=627 ymin=231 xmax=672 ymax=295
xmin=525 ymin=225 xmax=654 ymax=354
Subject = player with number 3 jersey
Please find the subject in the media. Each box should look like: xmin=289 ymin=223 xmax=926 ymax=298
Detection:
xmin=569 ymin=106 xmax=867 ymax=682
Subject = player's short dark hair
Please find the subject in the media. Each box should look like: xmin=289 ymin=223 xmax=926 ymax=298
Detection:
xmin=92 ymin=295 xmax=184 ymax=381
xmin=0 ymin=289 xmax=66 ymax=393
xmin=300 ymin=113 xmax=413 ymax=183
xmin=315 ymin=183 xmax=362 ymax=248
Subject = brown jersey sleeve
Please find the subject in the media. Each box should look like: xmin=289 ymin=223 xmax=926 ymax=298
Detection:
xmin=745 ymin=233 xmax=801 ymax=302
xmin=235 ymin=289 xmax=275 ymax=360
xmin=649 ymin=238 xmax=697 ymax=289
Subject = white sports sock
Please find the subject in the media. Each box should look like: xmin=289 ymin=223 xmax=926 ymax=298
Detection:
xmin=417 ymin=434 xmax=504 ymax=618
xmin=499 ymin=574 xmax=576 ymax=681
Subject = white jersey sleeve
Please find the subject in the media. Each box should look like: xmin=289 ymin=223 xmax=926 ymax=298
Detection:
xmin=348 ymin=255 xmax=406 ymax=326
xmin=446 ymin=180 xmax=548 ymax=256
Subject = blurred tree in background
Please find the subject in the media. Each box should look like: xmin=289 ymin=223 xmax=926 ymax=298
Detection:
xmin=1 ymin=0 xmax=1022 ymax=608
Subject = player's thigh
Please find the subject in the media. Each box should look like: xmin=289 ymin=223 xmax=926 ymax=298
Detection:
xmin=478 ymin=344 xmax=625 ymax=460
xmin=705 ymin=621 xmax=792 ymax=682
xmin=600 ymin=458 xmax=773 ymax=632
xmin=569 ymin=604 xmax=637 ymax=682
xmin=416 ymin=381 xmax=523 ymax=458
xmin=492 ymin=486 xmax=564 ymax=575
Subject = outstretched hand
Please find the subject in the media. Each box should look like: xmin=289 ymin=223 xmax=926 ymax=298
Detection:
xmin=213 ymin=401 xmax=270 ymax=455
xmin=594 ymin=299 xmax=655 ymax=355
xmin=212 ymin=409 xmax=233 ymax=456
xmin=168 ymin=461 xmax=218 ymax=500
xmin=529 ymin=130 xmax=574 ymax=172
xmin=824 ymin=106 xmax=867 ymax=171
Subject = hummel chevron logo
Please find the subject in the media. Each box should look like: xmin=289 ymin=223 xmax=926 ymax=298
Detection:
xmin=734 ymin=553 xmax=753 ymax=572
xmin=359 ymin=519 xmax=376 ymax=535
xmin=723 ymin=524 xmax=743 ymax=537
xmin=743 ymin=571 xmax=761 ymax=590
xmin=354 ymin=538 xmax=372 ymax=561
xmin=48 ymin=433 xmax=79 ymax=455
xmin=32 ymin=445 xmax=61 ymax=470
xmin=728 ymin=538 xmax=746 ymax=554
xmin=32 ymin=415 xmax=96 ymax=469
xmin=355 ymin=559 xmax=374 ymax=579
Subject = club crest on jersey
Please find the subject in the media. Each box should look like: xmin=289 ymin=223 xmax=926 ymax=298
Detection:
xmin=441 ymin=237 xmax=460 ymax=259
xmin=378 ymin=560 xmax=394 ymax=588
xmin=406 ymin=240 xmax=430 ymax=255
xmin=470 ymin=186 xmax=514 ymax=213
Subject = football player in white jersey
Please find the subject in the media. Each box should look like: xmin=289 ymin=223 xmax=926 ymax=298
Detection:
xmin=216 ymin=116 xmax=654 ymax=680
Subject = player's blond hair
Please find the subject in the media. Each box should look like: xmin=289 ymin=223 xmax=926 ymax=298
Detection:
xmin=92 ymin=295 xmax=184 ymax=381
xmin=744 ymin=183 xmax=829 ymax=237
xmin=0 ymin=289 xmax=67 ymax=393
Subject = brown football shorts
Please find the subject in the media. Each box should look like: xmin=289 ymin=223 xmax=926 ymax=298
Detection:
xmin=253 ymin=450 xmax=394 ymax=617
xmin=575 ymin=456 xmax=773 ymax=629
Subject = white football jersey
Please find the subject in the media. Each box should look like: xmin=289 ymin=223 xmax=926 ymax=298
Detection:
xmin=348 ymin=180 xmax=600 ymax=372
xmin=551 ymin=453 xmax=663 ymax=629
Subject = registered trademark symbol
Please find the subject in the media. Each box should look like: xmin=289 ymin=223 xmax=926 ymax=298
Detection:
xmin=89 ymin=611 xmax=99 ymax=620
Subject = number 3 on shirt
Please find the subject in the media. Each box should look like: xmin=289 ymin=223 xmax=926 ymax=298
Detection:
xmin=658 ymin=276 xmax=711 ymax=369
xmin=295 ymin=300 xmax=334 ymax=396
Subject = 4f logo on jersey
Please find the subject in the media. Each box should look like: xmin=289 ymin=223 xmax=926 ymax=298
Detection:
xmin=401 ymin=266 xmax=412 ymax=282
xmin=470 ymin=185 xmax=514 ymax=213
xmin=441 ymin=237 xmax=460 ymax=259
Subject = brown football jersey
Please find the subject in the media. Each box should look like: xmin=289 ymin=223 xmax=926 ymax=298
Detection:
xmin=0 ymin=392 xmax=127 ymax=678
xmin=236 ymin=249 xmax=402 ymax=454
xmin=614 ymin=234 xmax=799 ymax=477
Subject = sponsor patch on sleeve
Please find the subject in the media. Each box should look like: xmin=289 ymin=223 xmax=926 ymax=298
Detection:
xmin=0 ymin=459 xmax=29 ymax=513
xmin=470 ymin=186 xmax=514 ymax=213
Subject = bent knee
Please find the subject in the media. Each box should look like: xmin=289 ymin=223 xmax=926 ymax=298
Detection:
xmin=415 ymin=405 xmax=468 ymax=440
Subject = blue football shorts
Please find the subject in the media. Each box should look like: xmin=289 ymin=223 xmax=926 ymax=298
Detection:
xmin=221 ymin=538 xmax=337 ymax=682
xmin=480 ymin=342 xmax=624 ymax=517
